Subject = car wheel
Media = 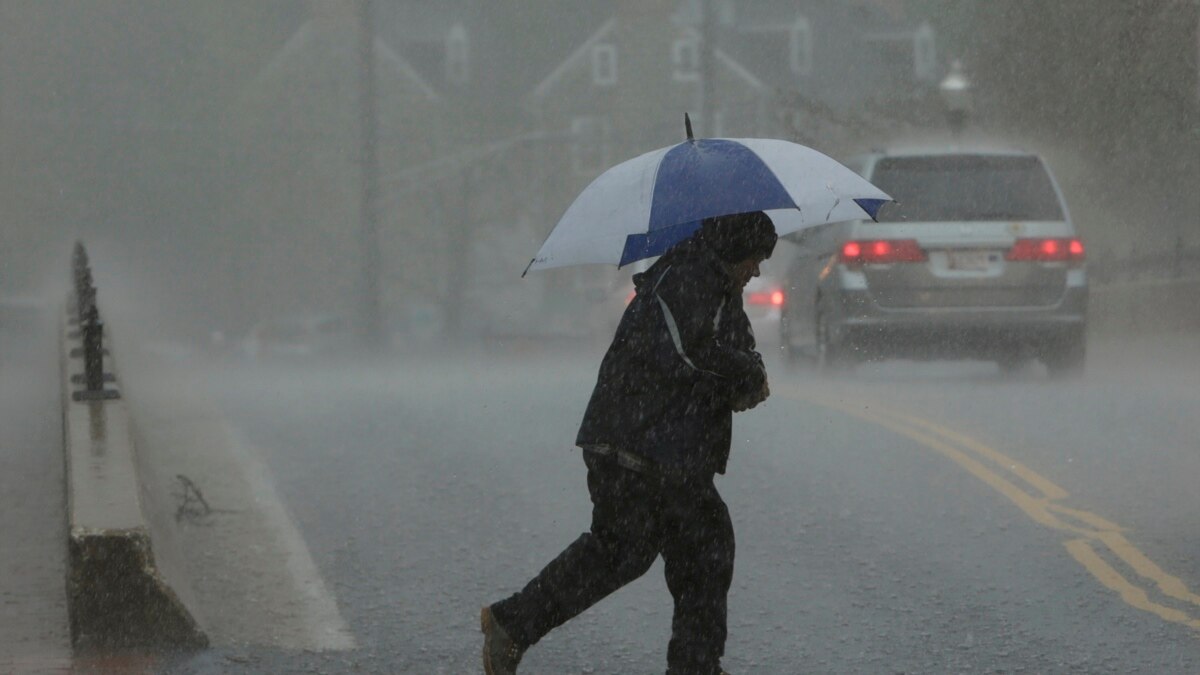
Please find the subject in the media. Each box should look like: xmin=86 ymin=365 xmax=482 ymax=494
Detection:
xmin=996 ymin=355 xmax=1031 ymax=375
xmin=780 ymin=317 xmax=811 ymax=369
xmin=815 ymin=309 xmax=850 ymax=374
xmin=1044 ymin=333 xmax=1086 ymax=380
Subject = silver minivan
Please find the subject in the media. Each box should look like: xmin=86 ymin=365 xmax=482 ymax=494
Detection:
xmin=779 ymin=146 xmax=1088 ymax=377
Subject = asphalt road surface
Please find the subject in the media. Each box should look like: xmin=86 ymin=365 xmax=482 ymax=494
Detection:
xmin=137 ymin=334 xmax=1200 ymax=673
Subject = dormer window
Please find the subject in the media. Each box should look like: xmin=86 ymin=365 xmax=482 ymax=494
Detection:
xmin=672 ymin=37 xmax=700 ymax=82
xmin=789 ymin=16 xmax=813 ymax=76
xmin=913 ymin=22 xmax=937 ymax=81
xmin=592 ymin=44 xmax=617 ymax=86
xmin=446 ymin=23 xmax=470 ymax=85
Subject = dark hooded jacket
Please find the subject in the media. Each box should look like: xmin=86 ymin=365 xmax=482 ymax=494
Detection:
xmin=575 ymin=233 xmax=768 ymax=478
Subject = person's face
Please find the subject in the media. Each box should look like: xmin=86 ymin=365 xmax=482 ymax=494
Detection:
xmin=729 ymin=254 xmax=766 ymax=290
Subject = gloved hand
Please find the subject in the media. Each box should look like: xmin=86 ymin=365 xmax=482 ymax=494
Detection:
xmin=731 ymin=361 xmax=769 ymax=412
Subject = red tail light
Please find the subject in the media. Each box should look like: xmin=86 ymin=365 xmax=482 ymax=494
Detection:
xmin=746 ymin=289 xmax=787 ymax=307
xmin=1006 ymin=237 xmax=1085 ymax=263
xmin=840 ymin=239 xmax=927 ymax=265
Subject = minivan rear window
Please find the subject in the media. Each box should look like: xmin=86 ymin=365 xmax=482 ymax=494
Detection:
xmin=870 ymin=155 xmax=1065 ymax=222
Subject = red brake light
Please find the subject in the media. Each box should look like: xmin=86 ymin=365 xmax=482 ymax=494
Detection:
xmin=1006 ymin=238 xmax=1085 ymax=263
xmin=840 ymin=239 xmax=926 ymax=265
xmin=746 ymin=289 xmax=786 ymax=307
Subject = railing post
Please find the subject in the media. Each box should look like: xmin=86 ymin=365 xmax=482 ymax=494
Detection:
xmin=82 ymin=305 xmax=104 ymax=392
xmin=68 ymin=242 xmax=120 ymax=402
xmin=77 ymin=283 xmax=96 ymax=326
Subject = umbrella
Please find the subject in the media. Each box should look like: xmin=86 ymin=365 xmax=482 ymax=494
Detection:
xmin=524 ymin=115 xmax=891 ymax=275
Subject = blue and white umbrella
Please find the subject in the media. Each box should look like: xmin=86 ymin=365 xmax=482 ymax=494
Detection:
xmin=525 ymin=122 xmax=891 ymax=274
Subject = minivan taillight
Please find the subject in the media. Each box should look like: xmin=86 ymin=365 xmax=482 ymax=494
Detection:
xmin=840 ymin=239 xmax=927 ymax=266
xmin=1006 ymin=237 xmax=1085 ymax=264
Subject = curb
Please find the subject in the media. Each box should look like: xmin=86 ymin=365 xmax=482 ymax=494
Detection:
xmin=59 ymin=301 xmax=208 ymax=652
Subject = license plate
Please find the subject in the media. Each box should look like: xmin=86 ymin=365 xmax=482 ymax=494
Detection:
xmin=947 ymin=250 xmax=992 ymax=271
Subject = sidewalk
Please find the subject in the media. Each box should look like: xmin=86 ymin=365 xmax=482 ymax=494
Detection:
xmin=0 ymin=312 xmax=72 ymax=673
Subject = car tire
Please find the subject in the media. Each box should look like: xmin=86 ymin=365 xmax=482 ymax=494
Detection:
xmin=780 ymin=318 xmax=811 ymax=370
xmin=1044 ymin=332 xmax=1086 ymax=380
xmin=996 ymin=355 xmax=1031 ymax=375
xmin=815 ymin=308 xmax=851 ymax=374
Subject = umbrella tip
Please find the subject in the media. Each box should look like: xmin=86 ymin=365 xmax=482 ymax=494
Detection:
xmin=684 ymin=113 xmax=694 ymax=141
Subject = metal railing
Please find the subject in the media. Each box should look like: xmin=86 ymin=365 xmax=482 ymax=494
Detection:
xmin=67 ymin=241 xmax=120 ymax=401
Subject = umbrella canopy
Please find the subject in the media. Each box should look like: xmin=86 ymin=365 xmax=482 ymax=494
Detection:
xmin=525 ymin=127 xmax=891 ymax=274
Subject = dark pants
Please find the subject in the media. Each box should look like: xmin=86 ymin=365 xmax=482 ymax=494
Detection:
xmin=491 ymin=451 xmax=735 ymax=674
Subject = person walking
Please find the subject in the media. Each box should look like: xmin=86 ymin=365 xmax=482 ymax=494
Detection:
xmin=481 ymin=211 xmax=778 ymax=675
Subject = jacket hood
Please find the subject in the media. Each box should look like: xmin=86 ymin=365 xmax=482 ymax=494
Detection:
xmin=632 ymin=235 xmax=732 ymax=294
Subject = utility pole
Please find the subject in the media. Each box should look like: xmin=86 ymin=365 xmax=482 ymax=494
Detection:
xmin=699 ymin=0 xmax=716 ymax=136
xmin=358 ymin=0 xmax=384 ymax=349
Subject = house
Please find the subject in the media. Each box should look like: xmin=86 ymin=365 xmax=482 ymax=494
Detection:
xmin=224 ymin=1 xmax=946 ymax=339
xmin=222 ymin=2 xmax=451 ymax=334
xmin=518 ymin=0 xmax=942 ymax=314
xmin=699 ymin=0 xmax=940 ymax=146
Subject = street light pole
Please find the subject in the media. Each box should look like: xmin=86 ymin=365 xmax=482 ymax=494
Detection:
xmin=358 ymin=0 xmax=384 ymax=349
xmin=940 ymin=58 xmax=973 ymax=140
xmin=700 ymin=0 xmax=716 ymax=136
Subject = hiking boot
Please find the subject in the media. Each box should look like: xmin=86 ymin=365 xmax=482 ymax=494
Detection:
xmin=480 ymin=605 xmax=524 ymax=675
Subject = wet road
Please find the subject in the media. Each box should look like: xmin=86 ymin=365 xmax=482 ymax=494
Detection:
xmin=156 ymin=334 xmax=1200 ymax=674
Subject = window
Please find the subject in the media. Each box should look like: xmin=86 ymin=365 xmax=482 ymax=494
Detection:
xmin=445 ymin=23 xmax=470 ymax=85
xmin=913 ymin=22 xmax=937 ymax=82
xmin=672 ymin=37 xmax=700 ymax=82
xmin=570 ymin=117 xmax=612 ymax=175
xmin=789 ymin=16 xmax=813 ymax=76
xmin=871 ymin=155 xmax=1065 ymax=223
xmin=591 ymin=44 xmax=617 ymax=86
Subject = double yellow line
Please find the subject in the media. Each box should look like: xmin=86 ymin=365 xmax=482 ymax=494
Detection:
xmin=780 ymin=385 xmax=1200 ymax=632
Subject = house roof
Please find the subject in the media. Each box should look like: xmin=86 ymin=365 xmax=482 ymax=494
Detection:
xmin=530 ymin=19 xmax=617 ymax=101
xmin=529 ymin=20 xmax=767 ymax=104
xmin=245 ymin=12 xmax=441 ymax=107
xmin=713 ymin=0 xmax=935 ymax=111
xmin=381 ymin=1 xmax=610 ymax=109
xmin=354 ymin=2 xmax=939 ymax=128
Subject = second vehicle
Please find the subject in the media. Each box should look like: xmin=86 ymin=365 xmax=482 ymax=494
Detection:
xmin=779 ymin=145 xmax=1088 ymax=377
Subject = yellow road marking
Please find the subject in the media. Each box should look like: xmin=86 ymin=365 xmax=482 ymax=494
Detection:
xmin=1045 ymin=503 xmax=1123 ymax=533
xmin=1093 ymin=530 xmax=1200 ymax=607
xmin=1066 ymin=539 xmax=1200 ymax=630
xmin=867 ymin=406 xmax=1069 ymax=501
xmin=802 ymin=394 xmax=1092 ymax=536
xmin=779 ymin=385 xmax=1200 ymax=632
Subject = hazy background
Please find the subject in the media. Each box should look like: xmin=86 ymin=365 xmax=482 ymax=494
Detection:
xmin=0 ymin=0 xmax=1196 ymax=345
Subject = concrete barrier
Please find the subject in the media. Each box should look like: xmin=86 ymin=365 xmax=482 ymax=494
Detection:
xmin=59 ymin=302 xmax=207 ymax=652
xmin=1089 ymin=277 xmax=1200 ymax=336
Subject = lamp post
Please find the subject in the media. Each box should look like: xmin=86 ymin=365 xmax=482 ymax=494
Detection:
xmin=357 ymin=0 xmax=384 ymax=350
xmin=939 ymin=59 xmax=972 ymax=139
